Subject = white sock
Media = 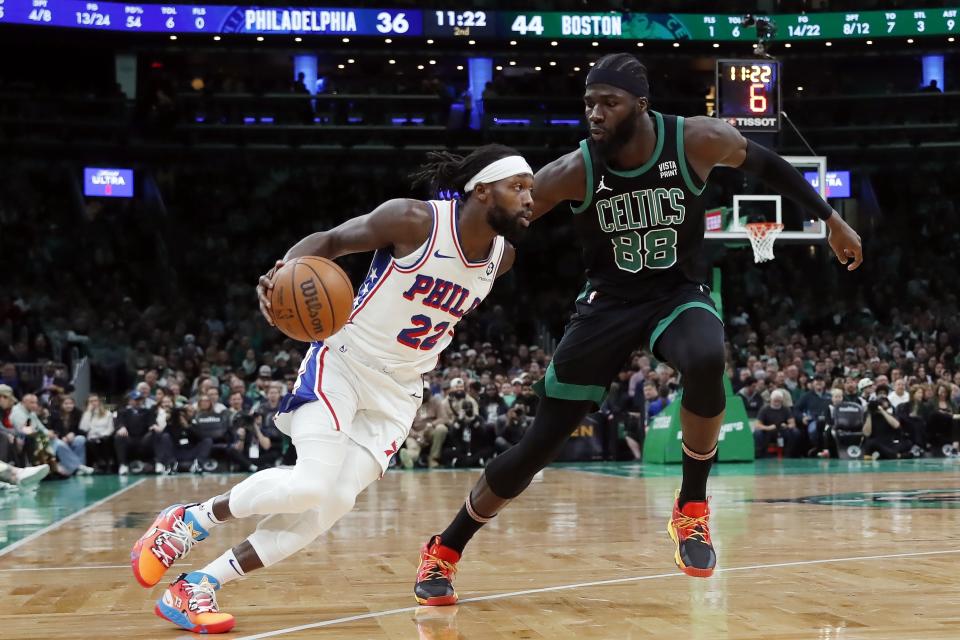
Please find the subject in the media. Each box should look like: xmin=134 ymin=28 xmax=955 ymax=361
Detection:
xmin=199 ymin=549 xmax=246 ymax=588
xmin=186 ymin=496 xmax=226 ymax=532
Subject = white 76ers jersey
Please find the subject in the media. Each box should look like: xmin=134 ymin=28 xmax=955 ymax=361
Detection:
xmin=326 ymin=199 xmax=504 ymax=375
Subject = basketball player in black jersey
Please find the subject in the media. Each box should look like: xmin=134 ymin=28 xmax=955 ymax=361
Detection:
xmin=414 ymin=53 xmax=862 ymax=604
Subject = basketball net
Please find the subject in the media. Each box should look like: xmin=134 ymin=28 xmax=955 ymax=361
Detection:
xmin=744 ymin=222 xmax=784 ymax=263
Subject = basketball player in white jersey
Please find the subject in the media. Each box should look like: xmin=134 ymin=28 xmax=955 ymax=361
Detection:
xmin=129 ymin=144 xmax=534 ymax=633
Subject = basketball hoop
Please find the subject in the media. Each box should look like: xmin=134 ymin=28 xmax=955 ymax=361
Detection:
xmin=744 ymin=222 xmax=784 ymax=263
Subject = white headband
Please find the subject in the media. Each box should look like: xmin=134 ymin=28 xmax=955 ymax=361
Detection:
xmin=463 ymin=156 xmax=533 ymax=193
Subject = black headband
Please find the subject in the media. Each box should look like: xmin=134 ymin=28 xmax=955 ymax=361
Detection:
xmin=585 ymin=67 xmax=649 ymax=98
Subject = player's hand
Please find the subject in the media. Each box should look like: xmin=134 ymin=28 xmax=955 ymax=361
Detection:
xmin=257 ymin=259 xmax=285 ymax=326
xmin=826 ymin=215 xmax=863 ymax=271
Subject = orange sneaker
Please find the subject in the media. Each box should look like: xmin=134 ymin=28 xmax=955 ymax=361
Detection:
xmin=132 ymin=504 xmax=209 ymax=588
xmin=667 ymin=493 xmax=717 ymax=578
xmin=414 ymin=536 xmax=460 ymax=606
xmin=154 ymin=572 xmax=235 ymax=634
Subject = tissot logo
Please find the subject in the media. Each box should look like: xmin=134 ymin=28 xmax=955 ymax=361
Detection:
xmin=733 ymin=117 xmax=777 ymax=127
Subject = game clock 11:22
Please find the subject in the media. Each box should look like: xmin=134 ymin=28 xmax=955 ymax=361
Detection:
xmin=715 ymin=59 xmax=781 ymax=133
xmin=424 ymin=10 xmax=495 ymax=37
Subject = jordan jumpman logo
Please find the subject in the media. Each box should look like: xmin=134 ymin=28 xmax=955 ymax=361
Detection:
xmin=596 ymin=175 xmax=613 ymax=194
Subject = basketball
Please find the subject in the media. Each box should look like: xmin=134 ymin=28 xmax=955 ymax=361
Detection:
xmin=269 ymin=256 xmax=354 ymax=342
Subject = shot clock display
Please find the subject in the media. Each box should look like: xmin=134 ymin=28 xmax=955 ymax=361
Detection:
xmin=715 ymin=60 xmax=781 ymax=133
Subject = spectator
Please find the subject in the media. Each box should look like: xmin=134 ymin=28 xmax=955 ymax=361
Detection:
xmin=206 ymin=387 xmax=227 ymax=414
xmin=0 ymin=364 xmax=23 ymax=399
xmin=0 ymin=384 xmax=18 ymax=460
xmin=114 ymin=390 xmax=174 ymax=475
xmin=927 ymin=383 xmax=960 ymax=456
xmin=79 ymin=393 xmax=115 ymax=471
xmin=795 ymin=375 xmax=831 ymax=456
xmin=478 ymin=383 xmax=507 ymax=428
xmin=495 ymin=404 xmax=528 ymax=454
xmin=895 ymin=384 xmax=930 ymax=454
xmin=863 ymin=386 xmax=914 ymax=460
xmin=888 ymin=378 xmax=910 ymax=408
xmin=441 ymin=397 xmax=493 ymax=468
xmin=256 ymin=381 xmax=285 ymax=428
xmin=643 ymin=381 xmax=670 ymax=419
xmin=737 ymin=376 xmax=764 ymax=419
xmin=401 ymin=385 xmax=451 ymax=469
xmin=754 ymin=389 xmax=800 ymax=458
xmin=170 ymin=403 xmax=214 ymax=473
xmin=12 ymin=393 xmax=91 ymax=476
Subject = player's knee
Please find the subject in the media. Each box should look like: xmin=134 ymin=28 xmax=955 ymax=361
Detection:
xmin=683 ymin=342 xmax=726 ymax=384
xmin=323 ymin=484 xmax=357 ymax=520
xmin=284 ymin=483 xmax=328 ymax=511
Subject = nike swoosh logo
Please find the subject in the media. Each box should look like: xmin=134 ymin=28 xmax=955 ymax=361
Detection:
xmin=229 ymin=558 xmax=244 ymax=576
xmin=410 ymin=393 xmax=423 ymax=399
xmin=434 ymin=251 xmax=456 ymax=259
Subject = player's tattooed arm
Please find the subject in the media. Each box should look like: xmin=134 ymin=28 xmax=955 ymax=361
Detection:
xmin=257 ymin=199 xmax=433 ymax=324
xmin=530 ymin=148 xmax=586 ymax=222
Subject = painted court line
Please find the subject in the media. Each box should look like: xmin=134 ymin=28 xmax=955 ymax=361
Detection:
xmin=0 ymin=563 xmax=193 ymax=573
xmin=234 ymin=547 xmax=960 ymax=639
xmin=0 ymin=478 xmax=146 ymax=558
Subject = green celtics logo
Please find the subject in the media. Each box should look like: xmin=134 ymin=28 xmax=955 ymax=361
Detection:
xmin=623 ymin=14 xmax=692 ymax=40
xmin=756 ymin=489 xmax=960 ymax=509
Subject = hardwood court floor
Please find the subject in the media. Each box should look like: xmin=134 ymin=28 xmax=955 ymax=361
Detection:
xmin=2 ymin=459 xmax=959 ymax=639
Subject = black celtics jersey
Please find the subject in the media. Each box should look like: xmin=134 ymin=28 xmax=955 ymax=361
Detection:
xmin=571 ymin=111 xmax=707 ymax=300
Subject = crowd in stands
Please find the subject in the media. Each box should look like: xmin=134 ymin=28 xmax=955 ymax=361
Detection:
xmin=3 ymin=43 xmax=960 ymax=486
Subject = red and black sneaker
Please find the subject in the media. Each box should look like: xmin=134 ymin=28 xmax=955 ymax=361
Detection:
xmin=414 ymin=536 xmax=460 ymax=606
xmin=667 ymin=492 xmax=717 ymax=578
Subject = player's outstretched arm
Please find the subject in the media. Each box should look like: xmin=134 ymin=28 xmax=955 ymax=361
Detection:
xmin=256 ymin=198 xmax=432 ymax=325
xmin=530 ymin=149 xmax=586 ymax=222
xmin=684 ymin=116 xmax=863 ymax=271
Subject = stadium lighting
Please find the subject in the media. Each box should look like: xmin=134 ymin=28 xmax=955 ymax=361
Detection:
xmin=673 ymin=42 xmax=680 ymax=48
xmin=496 ymin=65 xmax=503 ymax=71
xmin=866 ymin=40 xmax=873 ymax=45
xmin=338 ymin=64 xmax=345 ymax=69
xmin=429 ymin=60 xmax=436 ymax=65
xmin=213 ymin=36 xmax=221 ymax=41
xmin=950 ymin=37 xmax=956 ymax=42
xmin=797 ymin=86 xmax=804 ymax=91
xmin=170 ymin=35 xmax=177 ymax=40
xmin=385 ymin=38 xmax=392 ymax=44
xmin=417 ymin=64 xmax=424 ymax=70
xmin=549 ymin=61 xmax=557 ymax=66
xmin=294 ymin=37 xmax=302 ymax=42
xmin=457 ymin=65 xmax=464 ymax=70
xmin=573 ymin=66 xmax=581 ymax=71
xmin=468 ymin=40 xmax=476 ymax=45
xmin=256 ymin=36 xmax=264 ymax=42
xmin=589 ymin=62 xmax=595 ymax=66
xmin=591 ymin=41 xmax=599 ymax=47
xmin=551 ymin=41 xmax=558 ymax=46
xmin=825 ymin=41 xmax=832 ymax=46
xmin=712 ymin=43 xmax=719 ymax=48
xmin=510 ymin=40 xmax=517 ymax=45
xmin=427 ymin=39 xmax=434 ymax=44
xmin=388 ymin=59 xmax=396 ymax=64
xmin=907 ymin=38 xmax=914 ymax=44
xmin=637 ymin=42 xmax=644 ymax=47
xmin=784 ymin=43 xmax=792 ymax=48
xmin=509 ymin=61 xmax=516 ymax=66
xmin=342 ymin=37 xmax=349 ymax=43
xmin=535 ymin=66 xmax=542 ymax=71
xmin=347 ymin=58 xmax=355 ymax=64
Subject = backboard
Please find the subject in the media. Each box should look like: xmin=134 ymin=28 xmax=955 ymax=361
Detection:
xmin=704 ymin=155 xmax=828 ymax=245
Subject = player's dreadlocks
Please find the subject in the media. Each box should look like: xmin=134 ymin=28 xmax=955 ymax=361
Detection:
xmin=410 ymin=144 xmax=521 ymax=198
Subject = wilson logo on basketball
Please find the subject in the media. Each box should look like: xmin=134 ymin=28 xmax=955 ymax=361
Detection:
xmin=299 ymin=278 xmax=325 ymax=334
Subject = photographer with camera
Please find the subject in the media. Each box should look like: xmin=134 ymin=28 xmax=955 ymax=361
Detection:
xmin=863 ymin=384 xmax=915 ymax=460
xmin=495 ymin=403 xmax=529 ymax=454
xmin=441 ymin=394 xmax=494 ymax=468
xmin=754 ymin=389 xmax=800 ymax=458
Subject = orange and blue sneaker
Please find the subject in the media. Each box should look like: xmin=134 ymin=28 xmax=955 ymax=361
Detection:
xmin=414 ymin=536 xmax=460 ymax=606
xmin=154 ymin=571 xmax=235 ymax=634
xmin=132 ymin=504 xmax=210 ymax=588
xmin=667 ymin=493 xmax=717 ymax=578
